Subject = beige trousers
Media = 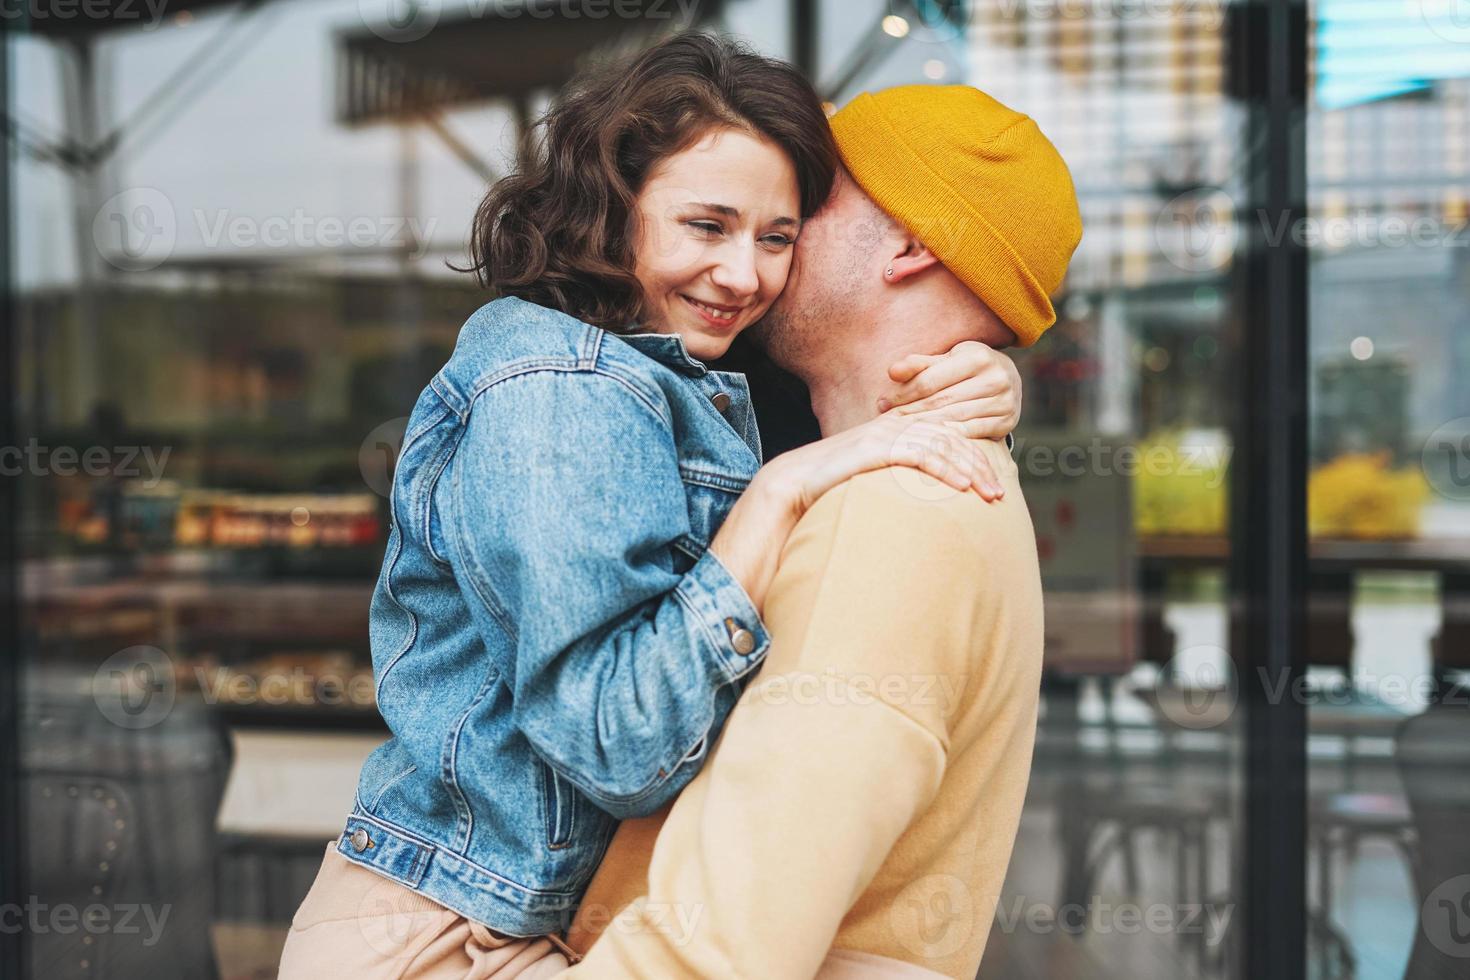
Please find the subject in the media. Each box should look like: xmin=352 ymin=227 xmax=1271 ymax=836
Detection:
xmin=276 ymin=841 xmax=575 ymax=980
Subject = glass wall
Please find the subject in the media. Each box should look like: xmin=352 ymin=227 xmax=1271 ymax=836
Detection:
xmin=1303 ymin=2 xmax=1470 ymax=978
xmin=954 ymin=4 xmax=1245 ymax=977
xmin=7 ymin=2 xmax=1461 ymax=978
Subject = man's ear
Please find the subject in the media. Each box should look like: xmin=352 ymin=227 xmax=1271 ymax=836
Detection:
xmin=883 ymin=236 xmax=943 ymax=284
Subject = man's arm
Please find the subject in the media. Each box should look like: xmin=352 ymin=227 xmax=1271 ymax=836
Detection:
xmin=564 ymin=465 xmax=1008 ymax=979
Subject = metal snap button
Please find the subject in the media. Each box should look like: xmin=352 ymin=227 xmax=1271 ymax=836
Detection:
xmin=725 ymin=618 xmax=757 ymax=656
xmin=710 ymin=392 xmax=732 ymax=413
xmin=349 ymin=828 xmax=371 ymax=853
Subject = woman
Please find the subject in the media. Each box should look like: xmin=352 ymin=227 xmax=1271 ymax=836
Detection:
xmin=279 ymin=33 xmax=1021 ymax=978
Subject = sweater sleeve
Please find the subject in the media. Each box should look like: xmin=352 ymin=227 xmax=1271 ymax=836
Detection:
xmin=562 ymin=469 xmax=994 ymax=980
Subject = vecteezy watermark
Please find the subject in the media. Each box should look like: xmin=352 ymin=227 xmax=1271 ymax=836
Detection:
xmin=94 ymin=190 xmax=439 ymax=272
xmin=1257 ymin=210 xmax=1470 ymax=252
xmin=94 ymin=646 xmax=378 ymax=725
xmin=0 ymin=440 xmax=170 ymax=486
xmin=358 ymin=0 xmax=703 ymax=43
xmin=887 ymin=879 xmax=1234 ymax=960
xmin=193 ymin=664 xmax=377 ymax=710
xmin=1012 ymin=435 xmax=1232 ymax=488
xmin=1421 ymin=874 xmax=1470 ymax=959
xmin=92 ymin=646 xmax=177 ymax=730
xmin=0 ymin=0 xmax=171 ymax=30
xmin=993 ymin=896 xmax=1234 ymax=946
xmin=551 ymin=900 xmax=705 ymax=947
xmin=748 ymin=669 xmax=968 ymax=714
xmin=993 ymin=0 xmax=1225 ymax=28
xmin=1421 ymin=417 xmax=1470 ymax=502
xmin=0 ymin=899 xmax=171 ymax=947
xmin=1151 ymin=657 xmax=1469 ymax=731
xmin=192 ymin=209 xmax=438 ymax=256
xmin=1157 ymin=191 xmax=1470 ymax=272
xmin=360 ymin=417 xmax=410 ymax=498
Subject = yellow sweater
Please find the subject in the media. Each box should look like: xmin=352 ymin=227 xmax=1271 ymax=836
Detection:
xmin=563 ymin=440 xmax=1043 ymax=979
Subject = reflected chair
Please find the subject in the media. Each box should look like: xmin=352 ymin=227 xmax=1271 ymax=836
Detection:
xmin=1306 ymin=790 xmax=1417 ymax=980
xmin=1395 ymin=699 xmax=1470 ymax=980
xmin=23 ymin=681 xmax=233 ymax=980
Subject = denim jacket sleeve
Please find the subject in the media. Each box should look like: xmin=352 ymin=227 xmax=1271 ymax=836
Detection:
xmin=443 ymin=367 xmax=771 ymax=819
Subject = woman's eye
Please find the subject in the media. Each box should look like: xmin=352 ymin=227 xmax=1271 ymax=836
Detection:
xmin=687 ymin=220 xmax=722 ymax=236
xmin=760 ymin=234 xmax=795 ymax=249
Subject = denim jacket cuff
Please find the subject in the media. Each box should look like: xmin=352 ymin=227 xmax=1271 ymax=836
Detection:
xmin=675 ymin=548 xmax=771 ymax=683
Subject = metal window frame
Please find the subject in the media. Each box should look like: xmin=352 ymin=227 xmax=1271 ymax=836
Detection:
xmin=1 ymin=14 xmax=24 ymax=979
xmin=1227 ymin=1 xmax=1310 ymax=977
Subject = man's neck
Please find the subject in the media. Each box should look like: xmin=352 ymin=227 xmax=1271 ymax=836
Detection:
xmin=801 ymin=317 xmax=925 ymax=437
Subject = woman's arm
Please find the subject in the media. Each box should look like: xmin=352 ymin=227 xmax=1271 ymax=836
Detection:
xmin=445 ymin=368 xmax=988 ymax=819
xmin=448 ymin=370 xmax=768 ymax=820
xmin=709 ymin=412 xmax=990 ymax=611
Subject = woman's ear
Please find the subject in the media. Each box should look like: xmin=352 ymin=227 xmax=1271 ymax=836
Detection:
xmin=883 ymin=237 xmax=943 ymax=284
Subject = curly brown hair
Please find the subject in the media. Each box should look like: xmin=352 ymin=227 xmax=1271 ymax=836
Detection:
xmin=462 ymin=33 xmax=837 ymax=332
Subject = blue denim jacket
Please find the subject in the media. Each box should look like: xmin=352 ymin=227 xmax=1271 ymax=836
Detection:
xmin=339 ymin=297 xmax=772 ymax=935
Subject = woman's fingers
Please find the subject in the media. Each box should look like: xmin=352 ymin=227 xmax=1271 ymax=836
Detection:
xmin=905 ymin=395 xmax=1018 ymax=438
xmin=886 ymin=352 xmax=939 ymax=385
xmin=887 ymin=419 xmax=1005 ymax=500
xmin=883 ymin=341 xmax=1011 ymax=416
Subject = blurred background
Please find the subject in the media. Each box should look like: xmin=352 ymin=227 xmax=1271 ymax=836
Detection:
xmin=3 ymin=0 xmax=1470 ymax=978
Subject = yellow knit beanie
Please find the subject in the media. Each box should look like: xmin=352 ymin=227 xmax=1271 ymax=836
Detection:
xmin=829 ymin=85 xmax=1083 ymax=347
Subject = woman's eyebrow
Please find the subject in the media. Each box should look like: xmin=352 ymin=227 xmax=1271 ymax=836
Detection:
xmin=694 ymin=202 xmax=799 ymax=229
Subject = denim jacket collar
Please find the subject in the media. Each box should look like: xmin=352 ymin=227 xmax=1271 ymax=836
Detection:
xmin=616 ymin=330 xmax=709 ymax=378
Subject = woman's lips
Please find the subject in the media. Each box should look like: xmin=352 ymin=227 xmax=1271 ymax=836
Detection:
xmin=681 ymin=294 xmax=745 ymax=329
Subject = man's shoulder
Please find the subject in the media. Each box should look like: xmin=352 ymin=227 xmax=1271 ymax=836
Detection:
xmin=762 ymin=451 xmax=1042 ymax=734
xmin=799 ymin=442 xmax=1028 ymax=554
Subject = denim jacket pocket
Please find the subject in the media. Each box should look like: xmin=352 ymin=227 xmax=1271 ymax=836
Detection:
xmin=539 ymin=760 xmax=576 ymax=850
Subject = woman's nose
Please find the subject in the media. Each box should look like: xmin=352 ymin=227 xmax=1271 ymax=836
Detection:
xmin=709 ymin=245 xmax=760 ymax=299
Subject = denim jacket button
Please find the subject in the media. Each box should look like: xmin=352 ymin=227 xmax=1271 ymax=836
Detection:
xmin=349 ymin=828 xmax=371 ymax=853
xmin=710 ymin=392 xmax=732 ymax=413
xmin=725 ymin=618 xmax=757 ymax=656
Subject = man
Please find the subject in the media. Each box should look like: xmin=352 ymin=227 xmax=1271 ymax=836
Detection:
xmin=558 ymin=84 xmax=1082 ymax=979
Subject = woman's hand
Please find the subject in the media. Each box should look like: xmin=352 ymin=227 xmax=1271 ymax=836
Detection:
xmin=709 ymin=413 xmax=1002 ymax=611
xmin=879 ymin=340 xmax=1022 ymax=441
xmin=769 ymin=412 xmax=1004 ymax=513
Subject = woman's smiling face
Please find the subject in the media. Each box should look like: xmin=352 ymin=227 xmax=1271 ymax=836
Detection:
xmin=631 ymin=126 xmax=801 ymax=362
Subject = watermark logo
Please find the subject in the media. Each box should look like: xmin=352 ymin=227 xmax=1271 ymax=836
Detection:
xmin=93 ymin=189 xmax=176 ymax=273
xmin=1421 ymin=874 xmax=1470 ymax=958
xmin=1154 ymin=645 xmax=1237 ymax=730
xmin=92 ymin=646 xmax=176 ymax=730
xmin=1415 ymin=0 xmax=1470 ymax=45
xmin=1422 ymin=417 xmax=1470 ymax=501
xmin=889 ymin=874 xmax=974 ymax=960
xmin=1155 ymin=188 xmax=1236 ymax=273
xmin=886 ymin=0 xmax=970 ymax=43
xmin=360 ymin=417 xmax=410 ymax=497
xmin=360 ymin=0 xmax=440 ymax=41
